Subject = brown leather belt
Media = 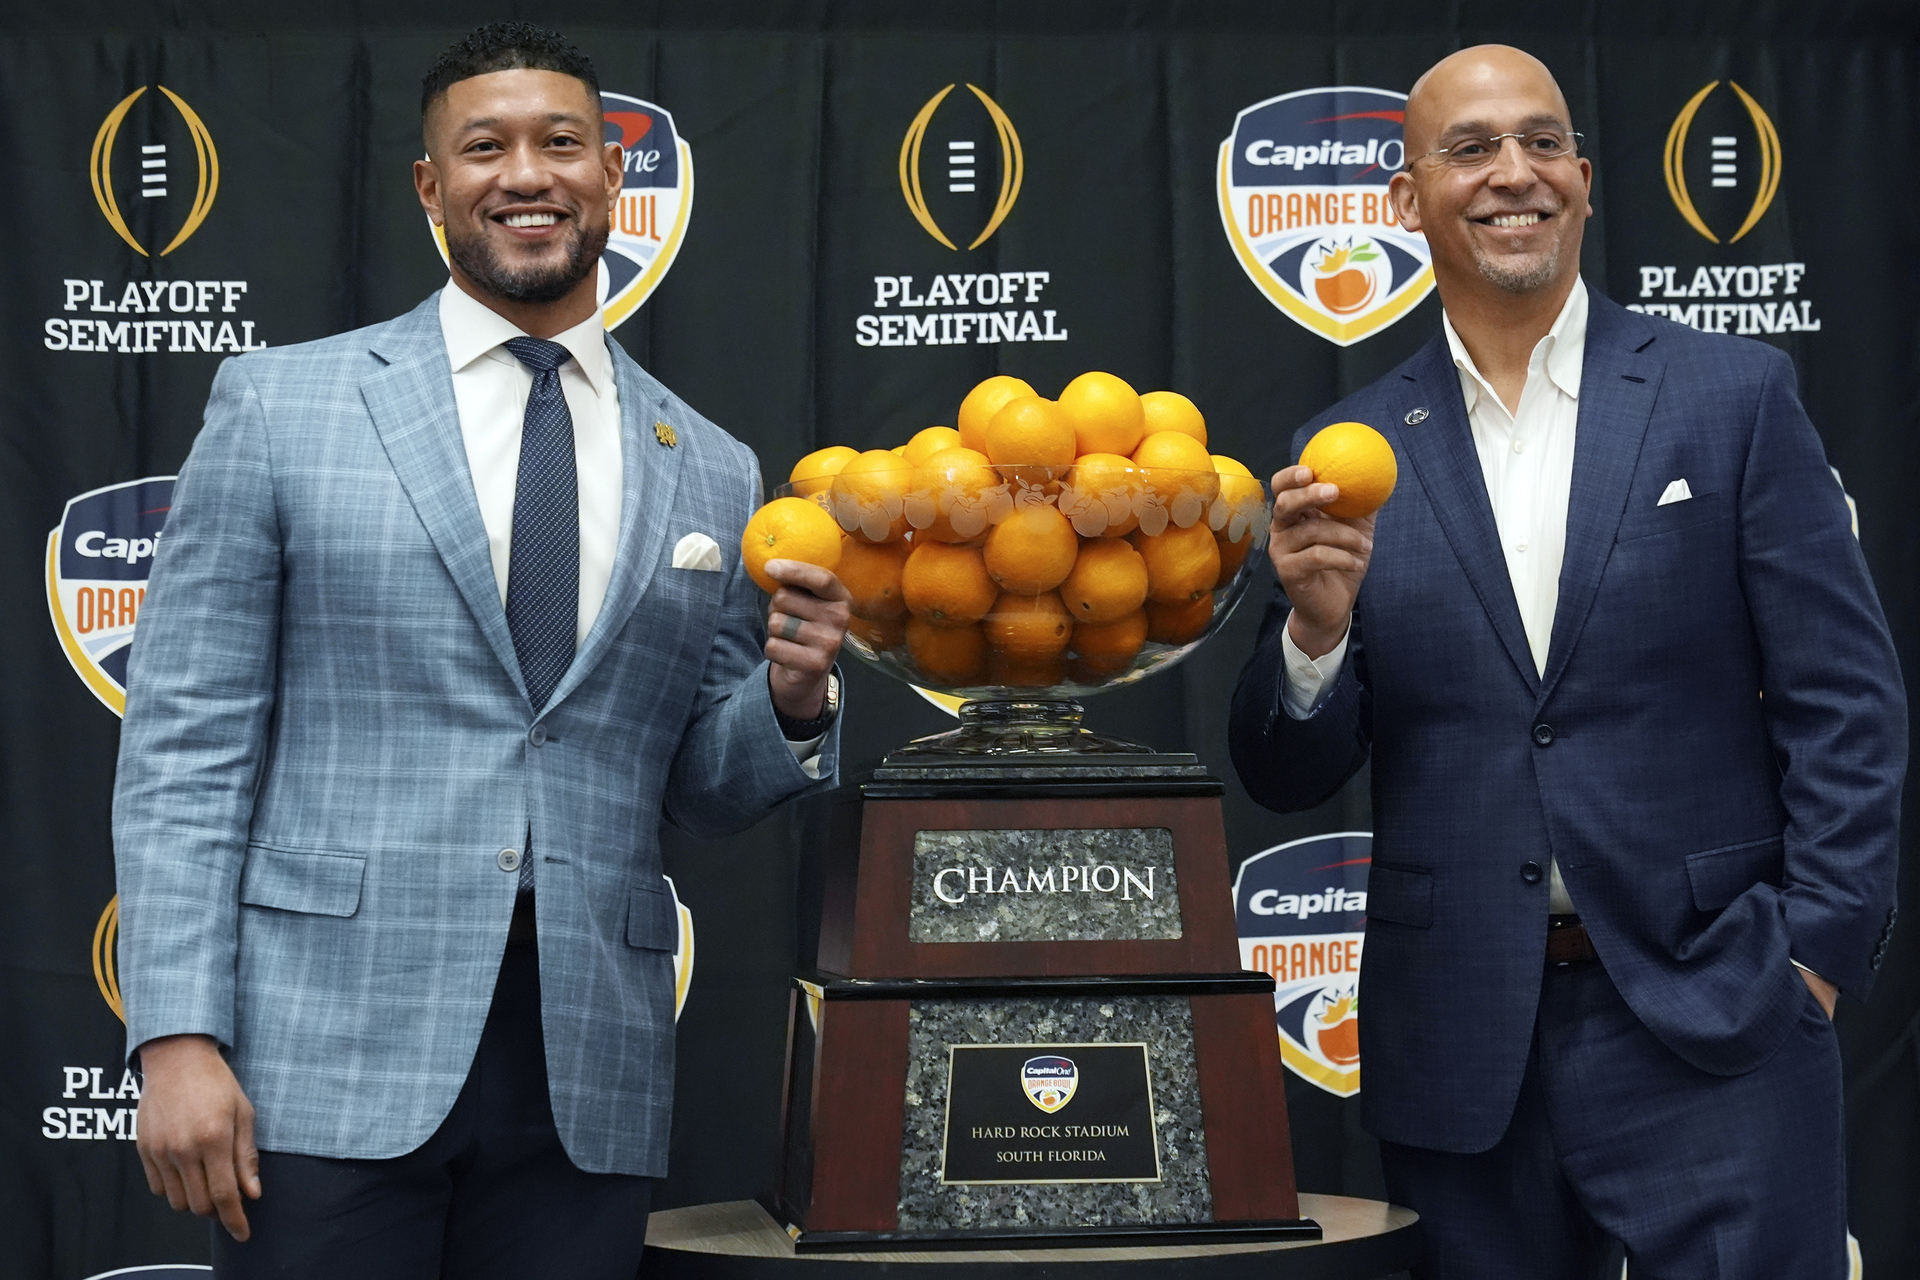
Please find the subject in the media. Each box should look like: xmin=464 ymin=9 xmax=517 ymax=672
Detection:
xmin=1545 ymin=914 xmax=1597 ymax=968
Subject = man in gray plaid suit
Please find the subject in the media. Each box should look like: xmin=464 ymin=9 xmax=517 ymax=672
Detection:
xmin=111 ymin=24 xmax=850 ymax=1277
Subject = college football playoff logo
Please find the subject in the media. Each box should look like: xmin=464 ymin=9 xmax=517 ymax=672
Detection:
xmin=899 ymin=84 xmax=1023 ymax=250
xmin=1663 ymin=80 xmax=1782 ymax=245
xmin=1021 ymin=1055 xmax=1078 ymax=1113
xmin=91 ymin=86 xmax=220 ymax=257
xmin=46 ymin=477 xmax=175 ymax=716
xmin=428 ymin=91 xmax=693 ymax=331
xmin=1218 ymin=87 xmax=1433 ymax=346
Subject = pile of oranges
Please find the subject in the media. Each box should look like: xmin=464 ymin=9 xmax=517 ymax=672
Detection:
xmin=742 ymin=371 xmax=1269 ymax=690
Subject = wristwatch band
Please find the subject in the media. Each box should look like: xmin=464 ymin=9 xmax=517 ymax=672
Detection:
xmin=774 ymin=671 xmax=840 ymax=740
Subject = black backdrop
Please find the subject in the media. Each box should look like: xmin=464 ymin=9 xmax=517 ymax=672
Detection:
xmin=3 ymin=3 xmax=1915 ymax=1277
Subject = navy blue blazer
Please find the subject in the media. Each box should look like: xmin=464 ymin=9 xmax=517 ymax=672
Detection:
xmin=1230 ymin=290 xmax=1905 ymax=1154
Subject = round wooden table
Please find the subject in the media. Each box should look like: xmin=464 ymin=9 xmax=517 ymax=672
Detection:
xmin=643 ymin=1197 xmax=1418 ymax=1280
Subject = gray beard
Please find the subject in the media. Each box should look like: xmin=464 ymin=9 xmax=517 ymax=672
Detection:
xmin=446 ymin=217 xmax=608 ymax=306
xmin=1471 ymin=237 xmax=1563 ymax=294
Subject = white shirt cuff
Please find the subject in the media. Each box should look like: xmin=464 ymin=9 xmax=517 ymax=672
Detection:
xmin=787 ymin=733 xmax=828 ymax=778
xmin=1279 ymin=612 xmax=1350 ymax=720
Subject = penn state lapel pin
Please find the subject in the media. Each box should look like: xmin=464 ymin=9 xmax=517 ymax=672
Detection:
xmin=654 ymin=421 xmax=679 ymax=448
xmin=1405 ymin=407 xmax=1429 ymax=425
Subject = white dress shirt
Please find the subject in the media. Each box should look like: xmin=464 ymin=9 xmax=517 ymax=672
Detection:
xmin=1281 ymin=277 xmax=1589 ymax=913
xmin=437 ymin=282 xmax=827 ymax=771
xmin=439 ymin=282 xmax=624 ymax=647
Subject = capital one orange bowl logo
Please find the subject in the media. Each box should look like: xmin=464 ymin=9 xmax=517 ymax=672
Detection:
xmin=430 ymin=91 xmax=692 ymax=331
xmin=1219 ymin=88 xmax=1433 ymax=346
xmin=1235 ymin=831 xmax=1371 ymax=1097
xmin=47 ymin=477 xmax=175 ymax=716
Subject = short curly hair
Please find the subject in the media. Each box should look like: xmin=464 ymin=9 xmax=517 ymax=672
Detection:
xmin=421 ymin=22 xmax=599 ymax=121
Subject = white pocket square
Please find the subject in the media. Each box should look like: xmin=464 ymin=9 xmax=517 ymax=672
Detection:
xmin=672 ymin=531 xmax=724 ymax=571
xmin=1657 ymin=479 xmax=1693 ymax=507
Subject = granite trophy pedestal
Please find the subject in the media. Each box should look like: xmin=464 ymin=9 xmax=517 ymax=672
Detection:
xmin=773 ymin=750 xmax=1316 ymax=1252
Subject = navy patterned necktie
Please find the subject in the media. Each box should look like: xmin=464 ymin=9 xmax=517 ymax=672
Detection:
xmin=503 ymin=336 xmax=580 ymax=716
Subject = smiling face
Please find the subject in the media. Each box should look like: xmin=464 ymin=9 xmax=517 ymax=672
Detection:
xmin=415 ymin=68 xmax=622 ymax=313
xmin=1389 ymin=47 xmax=1592 ymax=299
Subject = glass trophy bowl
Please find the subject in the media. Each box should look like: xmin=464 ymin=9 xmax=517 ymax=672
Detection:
xmin=781 ymin=460 xmax=1271 ymax=756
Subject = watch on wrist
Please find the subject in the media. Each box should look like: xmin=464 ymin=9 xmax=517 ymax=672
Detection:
xmin=775 ymin=671 xmax=840 ymax=740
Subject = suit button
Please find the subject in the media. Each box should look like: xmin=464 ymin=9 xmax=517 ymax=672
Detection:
xmin=498 ymin=847 xmax=522 ymax=872
xmin=1532 ymin=723 xmax=1555 ymax=746
xmin=1520 ymin=861 xmax=1544 ymax=885
xmin=528 ymin=724 xmax=548 ymax=746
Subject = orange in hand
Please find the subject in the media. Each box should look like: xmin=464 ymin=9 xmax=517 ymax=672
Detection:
xmin=742 ymin=497 xmax=844 ymax=595
xmin=1299 ymin=421 xmax=1397 ymax=519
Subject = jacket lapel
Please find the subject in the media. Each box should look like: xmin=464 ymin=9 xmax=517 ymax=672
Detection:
xmin=545 ymin=337 xmax=686 ymax=709
xmin=1393 ymin=337 xmax=1540 ymax=695
xmin=1536 ymin=296 xmax=1664 ymax=707
xmin=363 ymin=296 xmax=528 ymax=700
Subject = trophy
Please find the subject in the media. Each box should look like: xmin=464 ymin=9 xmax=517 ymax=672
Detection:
xmin=769 ymin=452 xmax=1318 ymax=1250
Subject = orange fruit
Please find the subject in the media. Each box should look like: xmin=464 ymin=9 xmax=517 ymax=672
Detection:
xmin=901 ymin=541 xmax=999 ymax=626
xmin=830 ymin=449 xmax=915 ymax=542
xmin=903 ymin=425 xmax=964 ymax=467
xmin=1133 ymin=430 xmax=1221 ymax=520
xmin=1133 ymin=521 xmax=1221 ymax=605
xmin=789 ymin=445 xmax=859 ymax=498
xmin=1211 ymin=455 xmax=1263 ymax=586
xmin=1059 ymin=537 xmax=1148 ymax=625
xmin=907 ymin=617 xmax=987 ymax=685
xmin=984 ymin=591 xmax=1073 ymax=659
xmin=1071 ymin=608 xmax=1148 ymax=677
xmin=988 ymin=652 xmax=1069 ymax=689
xmin=741 ymin=497 xmax=844 ymax=594
xmin=983 ymin=396 xmax=1077 ymax=484
xmin=1062 ymin=452 xmax=1145 ymax=537
xmin=958 ymin=375 xmax=1038 ymax=453
xmin=1058 ymin=371 xmax=1146 ymax=457
xmin=836 ymin=536 xmax=911 ymax=620
xmin=911 ymin=447 xmax=1006 ymax=543
xmin=1140 ymin=390 xmax=1207 ymax=446
xmin=983 ymin=503 xmax=1079 ymax=595
xmin=848 ymin=613 xmax=906 ymax=652
xmin=1299 ymin=420 xmax=1397 ymax=519
xmin=1146 ymin=594 xmax=1214 ymax=645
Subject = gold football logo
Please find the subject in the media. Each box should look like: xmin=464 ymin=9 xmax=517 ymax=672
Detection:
xmin=93 ymin=897 xmax=124 ymax=1024
xmin=91 ymin=85 xmax=220 ymax=256
xmin=1663 ymin=81 xmax=1780 ymax=245
xmin=899 ymin=84 xmax=1023 ymax=250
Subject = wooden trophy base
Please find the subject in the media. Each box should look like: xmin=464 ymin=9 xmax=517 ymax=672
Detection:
xmin=775 ymin=753 xmax=1313 ymax=1250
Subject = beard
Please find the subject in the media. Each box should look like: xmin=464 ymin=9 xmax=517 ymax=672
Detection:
xmin=446 ymin=213 xmax=608 ymax=305
xmin=1471 ymin=238 xmax=1564 ymax=293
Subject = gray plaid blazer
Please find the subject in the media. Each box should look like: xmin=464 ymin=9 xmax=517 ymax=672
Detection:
xmin=112 ymin=292 xmax=837 ymax=1176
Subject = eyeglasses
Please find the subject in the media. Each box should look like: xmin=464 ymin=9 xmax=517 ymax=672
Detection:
xmin=1413 ymin=130 xmax=1584 ymax=169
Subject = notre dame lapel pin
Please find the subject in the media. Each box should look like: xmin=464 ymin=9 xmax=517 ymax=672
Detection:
xmin=655 ymin=421 xmax=679 ymax=448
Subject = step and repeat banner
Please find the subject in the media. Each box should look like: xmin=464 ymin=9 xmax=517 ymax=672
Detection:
xmin=1 ymin=5 xmax=1913 ymax=1277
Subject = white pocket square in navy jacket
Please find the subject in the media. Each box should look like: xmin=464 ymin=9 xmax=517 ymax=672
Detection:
xmin=672 ymin=531 xmax=725 ymax=571
xmin=1657 ymin=479 xmax=1694 ymax=506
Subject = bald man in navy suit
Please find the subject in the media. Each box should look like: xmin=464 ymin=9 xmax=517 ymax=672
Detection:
xmin=1230 ymin=46 xmax=1904 ymax=1280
